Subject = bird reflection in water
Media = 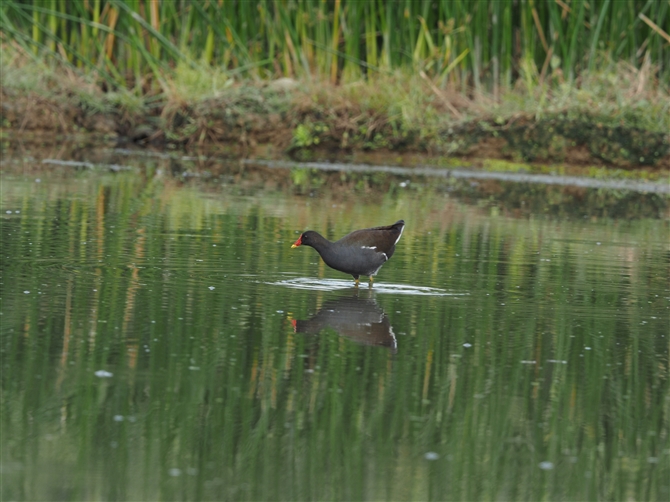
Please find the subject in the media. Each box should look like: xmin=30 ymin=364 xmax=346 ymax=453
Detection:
xmin=290 ymin=290 xmax=397 ymax=353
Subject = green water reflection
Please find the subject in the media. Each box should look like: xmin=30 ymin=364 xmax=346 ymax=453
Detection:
xmin=1 ymin=156 xmax=668 ymax=501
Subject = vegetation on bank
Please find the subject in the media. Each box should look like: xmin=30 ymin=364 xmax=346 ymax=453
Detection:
xmin=4 ymin=0 xmax=669 ymax=86
xmin=1 ymin=1 xmax=669 ymax=166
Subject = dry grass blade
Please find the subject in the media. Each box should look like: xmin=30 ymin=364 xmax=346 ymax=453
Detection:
xmin=638 ymin=13 xmax=670 ymax=45
xmin=419 ymin=70 xmax=463 ymax=119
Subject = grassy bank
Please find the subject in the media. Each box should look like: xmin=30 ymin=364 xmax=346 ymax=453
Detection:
xmin=3 ymin=42 xmax=669 ymax=168
xmin=1 ymin=0 xmax=669 ymax=167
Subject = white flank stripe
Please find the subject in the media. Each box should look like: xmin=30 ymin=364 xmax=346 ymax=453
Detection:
xmin=394 ymin=224 xmax=404 ymax=245
xmin=361 ymin=245 xmax=377 ymax=250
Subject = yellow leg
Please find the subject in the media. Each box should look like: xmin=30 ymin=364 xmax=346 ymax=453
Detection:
xmin=354 ymin=278 xmax=359 ymax=286
xmin=369 ymin=276 xmax=374 ymax=287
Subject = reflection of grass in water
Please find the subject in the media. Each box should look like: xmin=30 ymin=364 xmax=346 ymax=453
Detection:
xmin=2 ymin=164 xmax=668 ymax=499
xmin=482 ymin=159 xmax=531 ymax=173
xmin=396 ymin=155 xmax=669 ymax=184
xmin=584 ymin=165 xmax=668 ymax=181
xmin=481 ymin=159 xmax=667 ymax=182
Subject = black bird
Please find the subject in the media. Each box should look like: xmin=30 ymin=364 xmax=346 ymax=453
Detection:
xmin=291 ymin=220 xmax=405 ymax=285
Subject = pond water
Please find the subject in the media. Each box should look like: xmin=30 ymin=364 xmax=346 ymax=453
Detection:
xmin=1 ymin=147 xmax=669 ymax=501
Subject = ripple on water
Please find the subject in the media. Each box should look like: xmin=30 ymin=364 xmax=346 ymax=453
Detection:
xmin=271 ymin=277 xmax=468 ymax=296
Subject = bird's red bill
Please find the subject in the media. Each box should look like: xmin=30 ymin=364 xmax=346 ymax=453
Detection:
xmin=291 ymin=235 xmax=302 ymax=248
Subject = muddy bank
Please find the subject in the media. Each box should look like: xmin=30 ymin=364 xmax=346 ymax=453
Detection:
xmin=2 ymin=84 xmax=669 ymax=169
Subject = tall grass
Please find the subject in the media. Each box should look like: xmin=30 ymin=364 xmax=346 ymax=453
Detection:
xmin=2 ymin=0 xmax=669 ymax=92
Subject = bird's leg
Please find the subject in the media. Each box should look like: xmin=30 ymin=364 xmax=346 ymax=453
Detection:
xmin=369 ymin=276 xmax=374 ymax=287
xmin=354 ymin=278 xmax=360 ymax=287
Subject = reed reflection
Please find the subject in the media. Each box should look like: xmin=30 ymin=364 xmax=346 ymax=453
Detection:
xmin=291 ymin=290 xmax=397 ymax=353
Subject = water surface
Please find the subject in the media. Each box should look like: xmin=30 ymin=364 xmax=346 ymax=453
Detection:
xmin=1 ymin=148 xmax=668 ymax=500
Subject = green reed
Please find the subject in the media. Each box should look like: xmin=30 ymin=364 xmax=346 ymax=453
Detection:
xmin=2 ymin=0 xmax=668 ymax=92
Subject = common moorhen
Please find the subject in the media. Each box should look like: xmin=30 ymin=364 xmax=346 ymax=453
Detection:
xmin=291 ymin=220 xmax=405 ymax=284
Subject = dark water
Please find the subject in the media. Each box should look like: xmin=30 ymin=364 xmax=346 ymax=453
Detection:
xmin=1 ymin=149 xmax=669 ymax=501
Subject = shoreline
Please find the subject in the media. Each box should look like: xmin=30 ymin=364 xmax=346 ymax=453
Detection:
xmin=3 ymin=143 xmax=668 ymax=222
xmin=2 ymin=60 xmax=669 ymax=171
